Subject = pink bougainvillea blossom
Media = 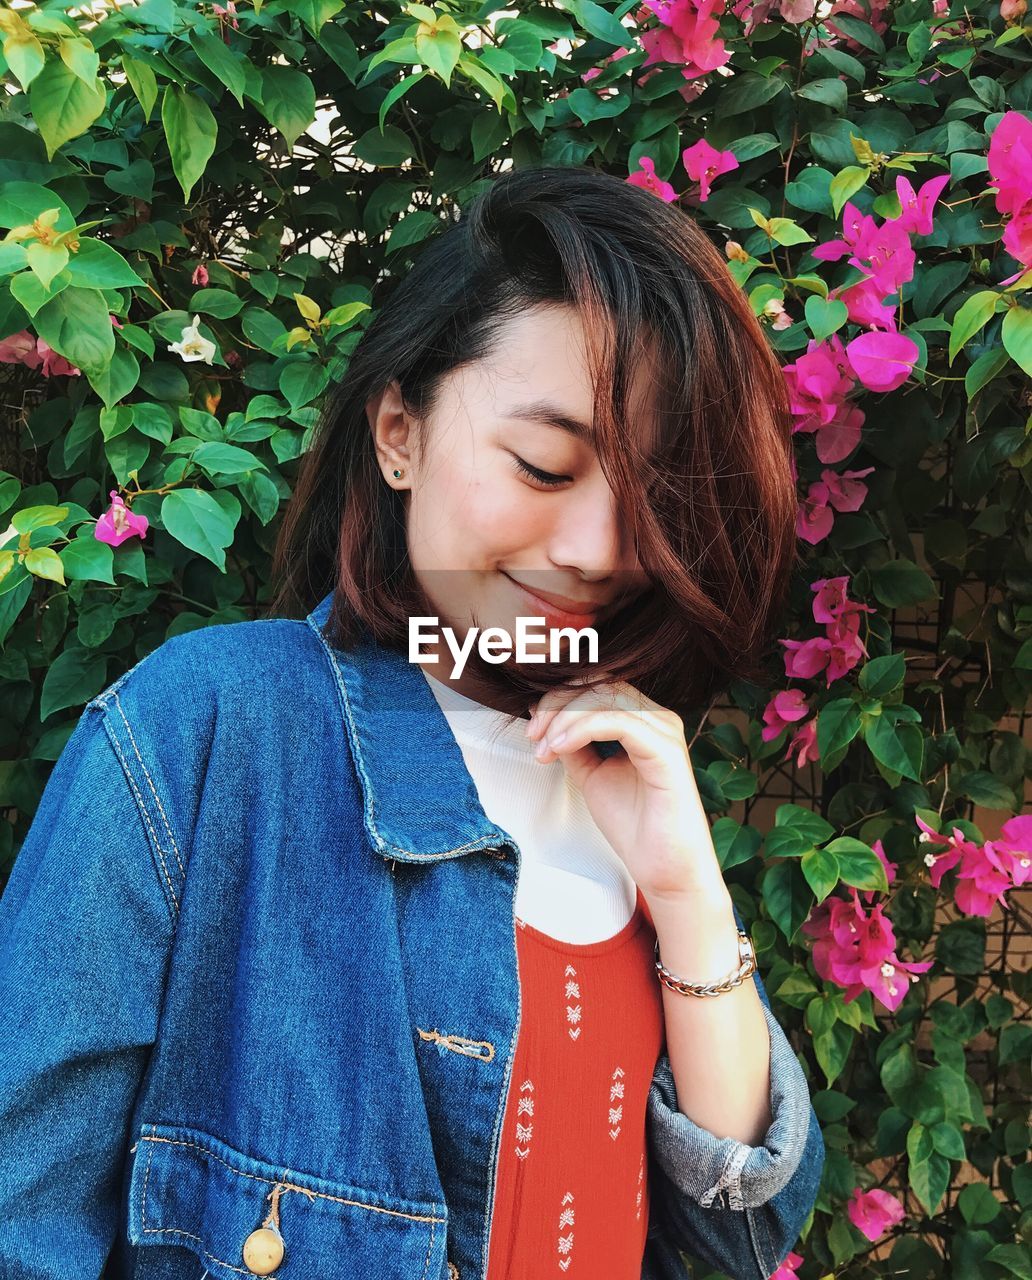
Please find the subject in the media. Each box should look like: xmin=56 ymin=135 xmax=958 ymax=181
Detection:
xmin=845 ymin=330 xmax=920 ymax=393
xmin=915 ymin=814 xmax=1017 ymax=917
xmin=626 ymin=156 xmax=678 ymax=202
xmin=987 ymin=110 xmax=1032 ymax=217
xmin=768 ymin=1251 xmax=805 ymax=1280
xmin=192 ymin=263 xmax=210 ymax=287
xmin=892 ymin=173 xmax=950 ymax=237
xmin=95 ymin=491 xmax=149 ymax=547
xmin=786 ymin=716 xmax=819 ymax=768
xmin=987 ymin=814 xmax=1032 ymax=887
xmin=779 ymin=577 xmax=875 ymax=685
xmin=682 ymin=137 xmax=739 ymax=201
xmin=639 ymin=0 xmax=732 ymax=80
xmin=798 ymin=465 xmax=876 ymax=545
xmin=781 ymin=334 xmax=868 ymax=463
xmin=0 ymin=330 xmax=81 ymax=377
xmin=832 ymin=276 xmax=898 ymax=331
xmin=847 ymin=1187 xmax=906 ymax=1241
xmin=801 ymin=886 xmax=934 ymax=1012
xmin=761 ymin=688 xmax=810 ymax=741
xmin=813 ymin=200 xmax=915 ymax=296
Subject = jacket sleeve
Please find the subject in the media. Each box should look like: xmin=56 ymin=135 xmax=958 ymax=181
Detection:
xmin=645 ymin=906 xmax=825 ymax=1280
xmin=0 ymin=695 xmax=180 ymax=1278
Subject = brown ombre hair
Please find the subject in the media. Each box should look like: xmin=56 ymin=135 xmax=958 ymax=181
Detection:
xmin=268 ymin=164 xmax=801 ymax=722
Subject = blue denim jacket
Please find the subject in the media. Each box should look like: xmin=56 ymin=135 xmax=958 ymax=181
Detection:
xmin=0 ymin=591 xmax=824 ymax=1280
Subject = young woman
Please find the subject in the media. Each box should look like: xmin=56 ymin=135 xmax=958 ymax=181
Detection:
xmin=0 ymin=166 xmax=824 ymax=1280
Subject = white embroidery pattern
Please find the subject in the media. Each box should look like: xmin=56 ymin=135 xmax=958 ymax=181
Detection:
xmin=557 ymin=1190 xmax=575 ymax=1271
xmin=564 ymin=964 xmax=581 ymax=1041
xmin=608 ymin=1066 xmax=625 ymax=1140
xmin=635 ymin=1150 xmax=645 ymax=1221
xmin=515 ymin=1079 xmax=535 ymax=1160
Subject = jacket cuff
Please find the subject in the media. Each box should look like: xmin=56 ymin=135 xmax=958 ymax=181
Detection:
xmin=647 ymin=1001 xmax=814 ymax=1211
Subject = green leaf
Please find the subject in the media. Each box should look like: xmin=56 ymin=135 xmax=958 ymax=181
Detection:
xmin=65 ymin=237 xmax=145 ymax=289
xmin=816 ymin=698 xmax=862 ymax=772
xmin=192 ymin=441 xmax=266 ymax=476
xmin=190 ymin=288 xmax=244 ymax=319
xmin=279 ymin=360 xmax=330 ymax=409
xmin=188 ymin=27 xmax=247 ymax=108
xmin=237 ymin=470 xmax=282 ymax=525
xmin=801 ymin=846 xmax=839 ymax=902
xmin=1002 ymin=305 xmax=1032 ymax=378
xmin=40 ymin=646 xmax=107 ymax=720
xmin=161 ymin=85 xmax=218 ymax=204
xmin=60 ymin=534 xmax=114 ymax=584
xmin=27 ymin=58 xmax=106 ymax=159
xmin=797 ymin=77 xmax=849 ymax=113
xmin=161 ymin=488 xmax=235 ymax=570
xmin=870 ymin=557 xmax=936 ymax=608
xmin=762 ymin=858 xmax=813 ymax=943
xmin=987 ymin=1245 xmax=1032 ymax=1280
xmin=24 ymin=546 xmax=65 ymax=585
xmin=11 ymin=504 xmax=68 ymax=534
xmin=858 ymin=653 xmax=906 ymax=697
xmin=711 ymin=817 xmax=762 ymax=871
xmin=805 ymin=295 xmax=848 ymax=341
xmin=33 ymin=285 xmax=115 ymax=376
xmin=559 ymin=0 xmax=628 ymax=47
xmin=829 ymin=164 xmax=869 ymax=217
xmin=717 ymin=71 xmax=787 ymax=117
xmin=824 ymin=837 xmax=890 ymax=892
xmin=865 ymin=716 xmax=924 ymax=783
xmin=257 ymin=66 xmax=316 ymax=152
xmin=949 ymin=290 xmax=1000 ymax=365
xmin=87 ymin=348 xmax=140 ymax=409
xmin=120 ymin=53 xmax=157 ymax=121
xmin=908 ymin=1145 xmax=950 ymax=1216
xmin=955 ymin=771 xmax=1018 ymax=810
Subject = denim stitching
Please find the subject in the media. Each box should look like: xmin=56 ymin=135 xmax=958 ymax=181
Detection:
xmin=104 ymin=718 xmax=180 ymax=918
xmin=416 ymin=1027 xmax=496 ymax=1063
xmin=420 ymin=1217 xmax=436 ymax=1280
xmin=136 ymin=1133 xmax=447 ymax=1224
xmin=746 ymin=1204 xmax=779 ymax=1276
xmin=699 ymin=1142 xmax=750 ymax=1210
xmin=112 ymin=690 xmax=186 ymax=882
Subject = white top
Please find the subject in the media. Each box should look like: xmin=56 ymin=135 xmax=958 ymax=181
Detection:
xmin=421 ymin=667 xmax=639 ymax=945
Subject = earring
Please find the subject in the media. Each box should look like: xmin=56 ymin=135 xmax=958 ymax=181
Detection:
xmin=393 ymin=468 xmax=404 ymax=479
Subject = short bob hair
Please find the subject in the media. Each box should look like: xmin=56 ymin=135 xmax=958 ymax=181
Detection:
xmin=269 ymin=164 xmax=800 ymax=722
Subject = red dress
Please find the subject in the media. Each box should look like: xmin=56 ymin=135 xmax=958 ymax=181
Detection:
xmin=486 ymin=887 xmax=666 ymax=1278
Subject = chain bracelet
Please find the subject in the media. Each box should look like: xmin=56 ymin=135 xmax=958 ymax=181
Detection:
xmin=653 ymin=929 xmax=757 ymax=998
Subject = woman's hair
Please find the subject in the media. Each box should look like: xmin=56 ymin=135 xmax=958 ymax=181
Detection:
xmin=268 ymin=164 xmax=801 ymax=722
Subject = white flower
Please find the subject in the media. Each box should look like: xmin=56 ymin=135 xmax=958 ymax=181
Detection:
xmin=168 ymin=314 xmax=217 ymax=365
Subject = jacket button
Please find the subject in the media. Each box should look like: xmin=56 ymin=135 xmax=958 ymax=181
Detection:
xmin=242 ymin=1225 xmax=285 ymax=1274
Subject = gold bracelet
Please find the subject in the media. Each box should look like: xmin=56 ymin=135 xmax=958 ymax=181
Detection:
xmin=653 ymin=930 xmax=757 ymax=998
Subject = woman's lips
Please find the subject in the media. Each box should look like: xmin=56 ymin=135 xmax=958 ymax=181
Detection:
xmin=502 ymin=574 xmax=603 ymax=629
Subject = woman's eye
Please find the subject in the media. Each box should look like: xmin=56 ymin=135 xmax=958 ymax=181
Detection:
xmin=511 ymin=455 xmax=571 ymax=488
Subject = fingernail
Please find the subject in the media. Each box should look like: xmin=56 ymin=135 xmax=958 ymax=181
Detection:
xmin=549 ymin=731 xmax=566 ymax=748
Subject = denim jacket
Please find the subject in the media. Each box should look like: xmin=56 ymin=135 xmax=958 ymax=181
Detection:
xmin=0 ymin=591 xmax=824 ymax=1280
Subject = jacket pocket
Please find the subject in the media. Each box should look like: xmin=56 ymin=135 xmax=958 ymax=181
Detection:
xmin=127 ymin=1122 xmax=449 ymax=1280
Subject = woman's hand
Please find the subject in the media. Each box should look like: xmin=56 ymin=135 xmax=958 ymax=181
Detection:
xmin=524 ymin=677 xmax=727 ymax=902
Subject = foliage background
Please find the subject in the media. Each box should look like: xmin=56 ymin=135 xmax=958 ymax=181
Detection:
xmin=0 ymin=0 xmax=1030 ymax=1277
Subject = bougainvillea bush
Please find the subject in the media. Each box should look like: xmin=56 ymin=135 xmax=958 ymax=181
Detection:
xmin=0 ymin=0 xmax=1030 ymax=1275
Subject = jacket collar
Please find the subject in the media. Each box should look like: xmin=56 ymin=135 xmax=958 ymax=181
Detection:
xmin=306 ymin=591 xmax=516 ymax=865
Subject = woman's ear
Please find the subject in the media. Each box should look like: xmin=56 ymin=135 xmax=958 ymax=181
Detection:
xmin=367 ymin=380 xmax=413 ymax=484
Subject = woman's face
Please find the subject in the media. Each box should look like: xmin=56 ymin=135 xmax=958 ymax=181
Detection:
xmin=367 ymin=303 xmax=652 ymax=699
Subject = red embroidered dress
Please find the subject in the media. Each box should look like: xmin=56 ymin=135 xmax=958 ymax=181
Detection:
xmin=486 ymin=887 xmax=666 ymax=1278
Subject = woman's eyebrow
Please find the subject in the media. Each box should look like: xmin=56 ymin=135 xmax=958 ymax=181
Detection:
xmin=502 ymin=399 xmax=594 ymax=442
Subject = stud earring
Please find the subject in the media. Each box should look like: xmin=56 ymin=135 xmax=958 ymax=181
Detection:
xmin=393 ymin=468 xmax=404 ymax=479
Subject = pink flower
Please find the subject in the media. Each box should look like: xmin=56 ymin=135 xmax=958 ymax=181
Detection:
xmin=192 ymin=263 xmax=210 ymax=287
xmin=36 ymin=339 xmax=81 ymax=378
xmin=95 ymin=491 xmax=149 ymax=547
xmin=989 ymin=814 xmax=1032 ymax=886
xmin=768 ymin=1252 xmax=805 ymax=1280
xmin=0 ymin=330 xmax=80 ymax=377
xmin=779 ymin=0 xmax=817 ymax=18
xmin=845 ymin=330 xmax=919 ymax=392
xmin=797 ymin=466 xmax=875 ymax=544
xmin=847 ymin=1187 xmax=906 ymax=1241
xmin=1003 ymin=201 xmax=1032 ymax=267
xmin=987 ymin=111 xmax=1032 ymax=218
xmin=730 ymin=0 xmax=778 ymax=35
xmin=682 ymin=138 xmax=739 ymax=201
xmin=893 ymin=173 xmax=950 ymax=237
xmin=915 ymin=814 xmax=1017 ymax=917
xmin=626 ymin=156 xmax=677 ymax=202
xmin=761 ymin=688 xmax=810 ymax=741
xmin=639 ymin=0 xmax=732 ymax=80
xmin=787 ymin=716 xmax=819 ymax=767
xmin=832 ymin=277 xmax=898 ymax=331
xmin=0 ymin=330 xmax=41 ymax=368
